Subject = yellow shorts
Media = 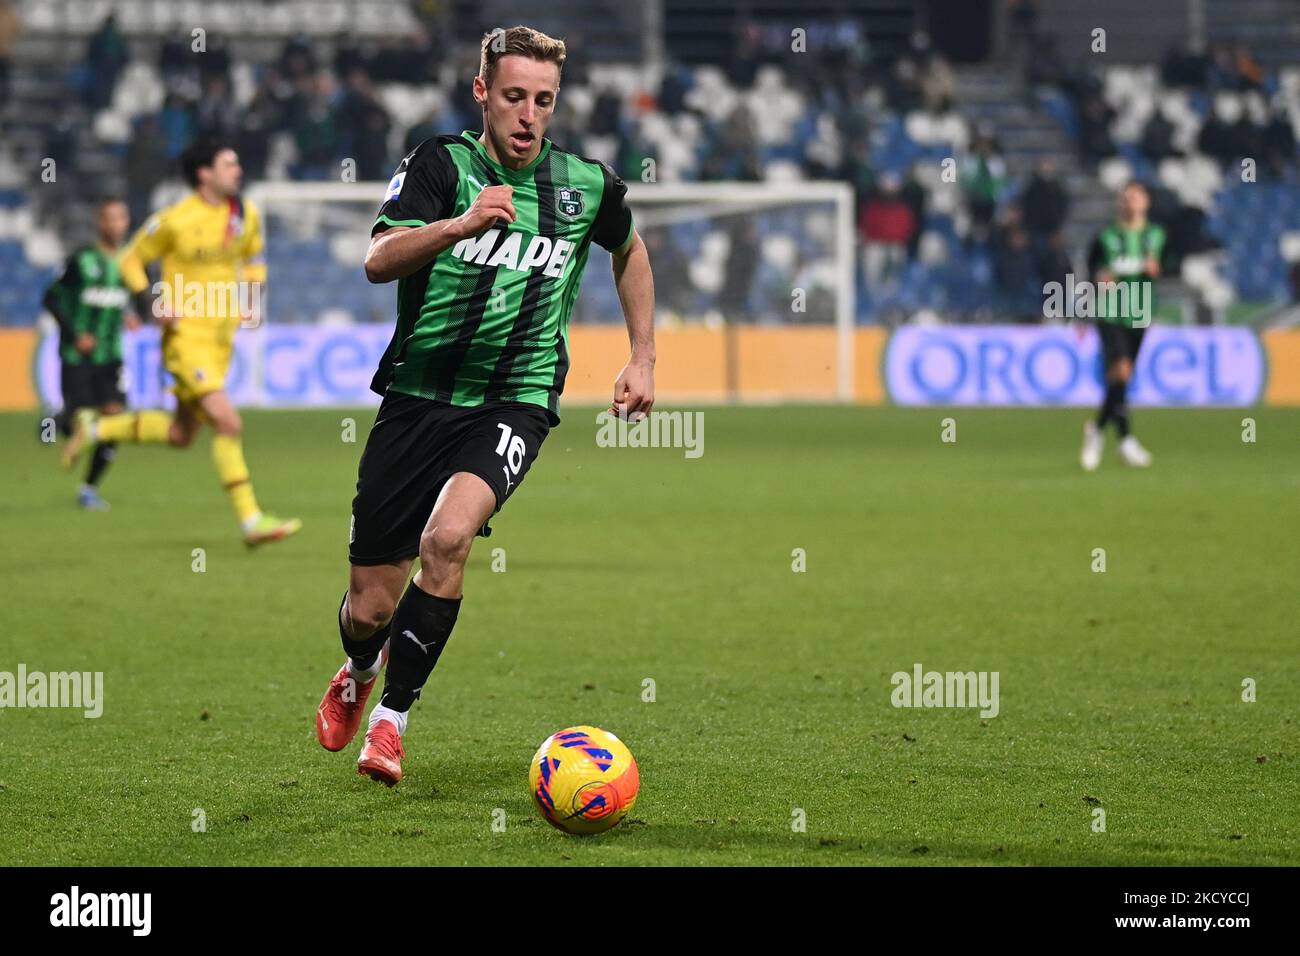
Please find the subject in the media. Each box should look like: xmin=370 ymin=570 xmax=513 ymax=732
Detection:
xmin=164 ymin=336 xmax=232 ymax=405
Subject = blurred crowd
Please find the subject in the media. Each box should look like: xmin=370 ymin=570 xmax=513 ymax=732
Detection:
xmin=10 ymin=6 xmax=1300 ymax=325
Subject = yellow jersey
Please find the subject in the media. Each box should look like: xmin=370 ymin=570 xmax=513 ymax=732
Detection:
xmin=120 ymin=191 xmax=267 ymax=345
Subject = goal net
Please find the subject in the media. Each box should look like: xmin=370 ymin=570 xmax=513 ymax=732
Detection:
xmin=233 ymin=178 xmax=858 ymax=407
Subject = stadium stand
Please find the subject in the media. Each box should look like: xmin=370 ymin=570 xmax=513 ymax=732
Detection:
xmin=1 ymin=0 xmax=1299 ymax=331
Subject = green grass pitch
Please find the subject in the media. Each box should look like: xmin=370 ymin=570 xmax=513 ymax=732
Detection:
xmin=0 ymin=405 xmax=1295 ymax=866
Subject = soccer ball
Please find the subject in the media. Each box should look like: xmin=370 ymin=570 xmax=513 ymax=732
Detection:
xmin=529 ymin=725 xmax=639 ymax=834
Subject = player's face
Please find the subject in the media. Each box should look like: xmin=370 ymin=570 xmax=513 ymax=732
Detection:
xmin=203 ymin=149 xmax=244 ymax=198
xmin=97 ymin=201 xmax=129 ymax=246
xmin=1119 ymin=185 xmax=1149 ymax=221
xmin=475 ymin=55 xmax=559 ymax=166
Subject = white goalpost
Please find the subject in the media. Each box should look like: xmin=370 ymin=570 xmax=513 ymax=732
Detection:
xmin=244 ymin=179 xmax=857 ymax=406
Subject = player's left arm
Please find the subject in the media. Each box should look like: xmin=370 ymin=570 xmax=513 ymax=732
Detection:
xmin=120 ymin=210 xmax=182 ymax=325
xmin=1144 ymin=224 xmax=1166 ymax=279
xmin=239 ymin=200 xmax=268 ymax=326
xmin=610 ymin=230 xmax=655 ymax=420
xmin=592 ymin=164 xmax=654 ymax=420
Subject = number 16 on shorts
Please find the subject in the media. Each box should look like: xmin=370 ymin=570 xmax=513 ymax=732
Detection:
xmin=496 ymin=423 xmax=526 ymax=494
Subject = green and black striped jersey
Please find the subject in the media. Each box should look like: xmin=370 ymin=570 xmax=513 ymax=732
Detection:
xmin=370 ymin=130 xmax=635 ymax=423
xmin=44 ymin=245 xmax=130 ymax=365
xmin=1087 ymin=222 xmax=1166 ymax=327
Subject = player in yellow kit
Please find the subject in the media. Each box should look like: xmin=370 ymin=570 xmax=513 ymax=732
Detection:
xmin=63 ymin=139 xmax=301 ymax=546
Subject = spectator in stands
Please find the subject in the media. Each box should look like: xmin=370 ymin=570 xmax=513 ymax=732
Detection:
xmin=1161 ymin=42 xmax=1210 ymax=88
xmin=1201 ymin=43 xmax=1242 ymax=95
xmin=1020 ymin=158 xmax=1068 ymax=242
xmin=1006 ymin=0 xmax=1039 ymax=66
xmin=1025 ymin=33 xmax=1065 ymax=91
xmin=899 ymin=163 xmax=927 ymax=260
xmin=641 ymin=228 xmax=693 ymax=318
xmin=588 ymin=88 xmax=624 ymax=138
xmin=0 ymin=0 xmax=19 ymax=110
xmin=961 ymin=134 xmax=1007 ymax=245
xmin=923 ymin=54 xmax=957 ymax=113
xmin=158 ymin=37 xmax=188 ymax=85
xmin=279 ymin=36 xmax=318 ymax=83
xmin=657 ymin=61 xmax=692 ymax=115
xmin=404 ymin=96 xmax=472 ymax=156
xmin=1263 ymin=106 xmax=1298 ymax=179
xmin=1229 ymin=110 xmax=1266 ymax=168
xmin=1232 ymin=43 xmax=1264 ymax=92
xmin=197 ymin=36 xmax=231 ymax=85
xmin=125 ymin=114 xmax=170 ymax=225
xmin=991 ymin=204 xmax=1039 ymax=321
xmin=83 ymin=14 xmax=129 ymax=110
xmin=1197 ymin=104 xmax=1252 ymax=166
xmin=721 ymin=217 xmax=760 ymax=325
xmin=860 ymin=172 xmax=918 ymax=287
xmin=292 ymin=73 xmax=340 ymax=181
xmin=1077 ymin=91 xmax=1116 ymax=166
xmin=195 ymin=74 xmax=240 ymax=142
xmin=234 ymin=68 xmax=292 ymax=180
xmin=726 ymin=21 xmax=762 ymax=89
xmin=158 ymin=92 xmax=196 ymax=160
xmin=702 ymin=104 xmax=761 ymax=181
xmin=842 ymin=137 xmax=875 ymax=216
xmin=886 ymin=52 xmax=924 ymax=113
xmin=332 ymin=36 xmax=366 ymax=78
xmin=1140 ymin=107 xmax=1178 ymax=163
xmin=1037 ymin=231 xmax=1074 ymax=297
xmin=336 ymin=67 xmax=393 ymax=181
xmin=368 ymin=30 xmax=440 ymax=87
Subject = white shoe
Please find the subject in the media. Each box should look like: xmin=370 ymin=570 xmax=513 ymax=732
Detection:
xmin=1118 ymin=435 xmax=1152 ymax=467
xmin=1080 ymin=420 xmax=1103 ymax=472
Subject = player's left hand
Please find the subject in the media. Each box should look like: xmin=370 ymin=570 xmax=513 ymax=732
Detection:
xmin=610 ymin=358 xmax=654 ymax=421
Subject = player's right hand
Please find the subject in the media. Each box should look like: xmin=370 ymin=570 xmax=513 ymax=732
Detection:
xmin=152 ymin=303 xmax=178 ymax=327
xmin=74 ymin=333 xmax=96 ymax=355
xmin=455 ymin=185 xmax=516 ymax=237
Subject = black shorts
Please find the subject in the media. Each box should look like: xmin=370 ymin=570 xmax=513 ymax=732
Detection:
xmin=60 ymin=361 xmax=125 ymax=428
xmin=349 ymin=391 xmax=551 ymax=566
xmin=1096 ymin=321 xmax=1147 ymax=366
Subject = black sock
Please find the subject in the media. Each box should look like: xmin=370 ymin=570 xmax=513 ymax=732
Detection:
xmin=1097 ymin=380 xmax=1124 ymax=431
xmin=85 ymin=442 xmax=116 ymax=486
xmin=339 ymin=591 xmax=389 ymax=670
xmin=378 ymin=581 xmax=461 ymax=713
xmin=1112 ymin=383 xmax=1132 ymax=438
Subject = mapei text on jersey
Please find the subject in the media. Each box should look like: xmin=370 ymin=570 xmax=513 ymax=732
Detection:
xmin=450 ymin=229 xmax=576 ymax=277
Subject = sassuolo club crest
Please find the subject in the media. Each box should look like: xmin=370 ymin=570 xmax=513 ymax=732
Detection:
xmin=556 ymin=186 xmax=584 ymax=219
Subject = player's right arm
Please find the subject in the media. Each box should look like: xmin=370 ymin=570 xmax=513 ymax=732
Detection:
xmin=119 ymin=209 xmax=176 ymax=324
xmin=43 ymin=253 xmax=96 ymax=355
xmin=365 ymin=189 xmax=516 ymax=283
xmin=1087 ymin=234 xmax=1114 ymax=285
xmin=364 ymin=140 xmax=515 ymax=283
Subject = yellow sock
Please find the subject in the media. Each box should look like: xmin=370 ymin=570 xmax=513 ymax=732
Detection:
xmin=211 ymin=434 xmax=261 ymax=526
xmin=96 ymin=410 xmax=172 ymax=443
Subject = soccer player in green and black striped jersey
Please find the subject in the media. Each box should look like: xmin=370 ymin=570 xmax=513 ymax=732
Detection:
xmin=1080 ymin=180 xmax=1164 ymax=471
xmin=314 ymin=26 xmax=657 ymax=785
xmin=42 ymin=198 xmax=134 ymax=509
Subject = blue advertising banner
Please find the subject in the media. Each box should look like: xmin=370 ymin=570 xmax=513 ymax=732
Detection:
xmin=37 ymin=326 xmax=392 ymax=409
xmin=884 ymin=325 xmax=1265 ymax=406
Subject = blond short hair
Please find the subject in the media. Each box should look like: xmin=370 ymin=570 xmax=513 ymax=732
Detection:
xmin=479 ymin=25 xmax=566 ymax=88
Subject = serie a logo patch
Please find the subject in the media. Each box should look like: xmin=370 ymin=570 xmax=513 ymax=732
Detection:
xmin=556 ymin=187 xmax=584 ymax=219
